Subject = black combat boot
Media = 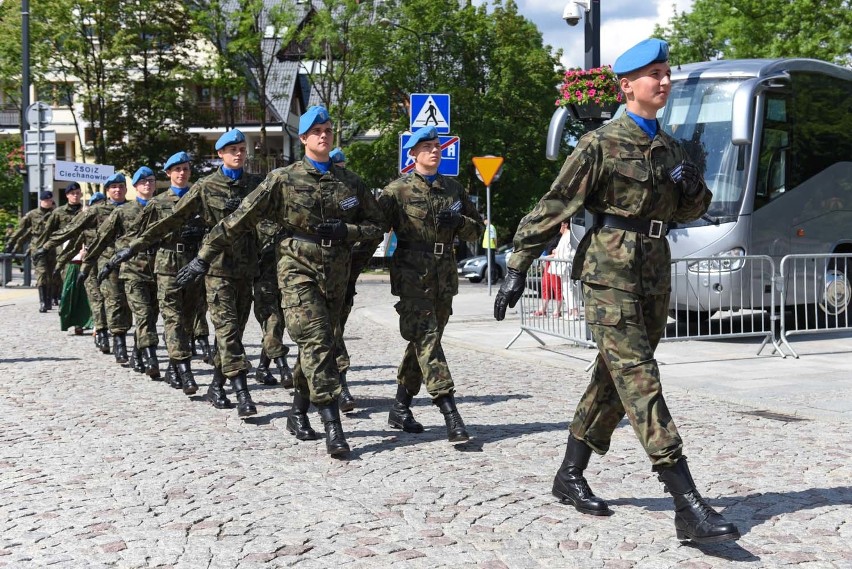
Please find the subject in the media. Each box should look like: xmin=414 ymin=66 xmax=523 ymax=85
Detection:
xmin=37 ymin=286 xmax=49 ymax=313
xmin=142 ymin=346 xmax=160 ymax=380
xmin=434 ymin=394 xmax=470 ymax=443
xmin=131 ymin=346 xmax=146 ymax=373
xmin=97 ymin=329 xmax=111 ymax=354
xmin=338 ymin=372 xmax=356 ymax=412
xmin=175 ymin=359 xmax=198 ymax=395
xmin=206 ymin=366 xmax=232 ymax=409
xmin=388 ymin=384 xmax=424 ymax=433
xmin=255 ymin=351 xmax=277 ymax=385
xmin=230 ymin=371 xmax=257 ymax=417
xmin=195 ymin=336 xmax=212 ymax=364
xmin=286 ymin=391 xmax=318 ymax=440
xmin=655 ymin=457 xmax=741 ymax=545
xmin=552 ymin=436 xmax=612 ymax=516
xmin=166 ymin=360 xmax=182 ymax=389
xmin=317 ymin=402 xmax=350 ymax=455
xmin=113 ymin=333 xmax=129 ymax=364
xmin=274 ymin=355 xmax=294 ymax=388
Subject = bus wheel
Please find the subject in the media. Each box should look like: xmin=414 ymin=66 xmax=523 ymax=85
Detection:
xmin=819 ymin=264 xmax=850 ymax=319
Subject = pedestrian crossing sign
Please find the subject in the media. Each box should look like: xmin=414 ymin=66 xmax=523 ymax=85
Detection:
xmin=410 ymin=93 xmax=450 ymax=134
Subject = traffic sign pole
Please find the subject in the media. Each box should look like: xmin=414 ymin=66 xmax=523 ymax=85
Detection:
xmin=472 ymin=156 xmax=505 ymax=295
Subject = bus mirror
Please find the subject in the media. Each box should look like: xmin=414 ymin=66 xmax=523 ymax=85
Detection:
xmin=546 ymin=107 xmax=571 ymax=161
xmin=732 ymin=74 xmax=790 ymax=146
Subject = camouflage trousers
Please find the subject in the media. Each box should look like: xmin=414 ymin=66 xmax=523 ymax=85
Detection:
xmin=335 ymin=300 xmax=353 ymax=373
xmin=33 ymin=248 xmax=56 ymax=288
xmin=157 ymin=274 xmax=204 ymax=361
xmin=253 ymin=263 xmax=289 ymax=359
xmin=84 ymin=270 xmax=107 ymax=330
xmin=100 ymin=270 xmax=131 ymax=334
xmin=124 ymin=278 xmax=159 ymax=349
xmin=206 ymin=275 xmax=253 ymax=378
xmin=282 ymin=281 xmax=344 ymax=406
xmin=570 ymin=283 xmax=683 ymax=468
xmin=394 ymin=296 xmax=455 ymax=400
xmin=193 ymin=282 xmax=209 ymax=338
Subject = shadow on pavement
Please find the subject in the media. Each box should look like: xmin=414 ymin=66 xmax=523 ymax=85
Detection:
xmin=0 ymin=356 xmax=81 ymax=363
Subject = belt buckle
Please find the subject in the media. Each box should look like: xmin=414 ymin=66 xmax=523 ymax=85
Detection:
xmin=176 ymin=243 xmax=185 ymax=253
xmin=648 ymin=220 xmax=664 ymax=239
xmin=433 ymin=243 xmax=444 ymax=255
xmin=321 ymin=239 xmax=333 ymax=247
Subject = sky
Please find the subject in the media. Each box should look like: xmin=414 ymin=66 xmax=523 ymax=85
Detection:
xmin=473 ymin=0 xmax=695 ymax=70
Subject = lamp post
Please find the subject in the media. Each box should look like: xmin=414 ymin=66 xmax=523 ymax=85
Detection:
xmin=563 ymin=0 xmax=601 ymax=70
xmin=378 ymin=17 xmax=424 ymax=92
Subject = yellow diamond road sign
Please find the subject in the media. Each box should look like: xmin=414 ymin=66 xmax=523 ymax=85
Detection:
xmin=472 ymin=156 xmax=504 ymax=186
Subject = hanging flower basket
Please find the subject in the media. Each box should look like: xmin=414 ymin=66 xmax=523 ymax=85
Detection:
xmin=556 ymin=65 xmax=623 ymax=122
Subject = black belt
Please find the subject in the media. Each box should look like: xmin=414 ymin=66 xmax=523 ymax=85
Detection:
xmin=396 ymin=240 xmax=452 ymax=255
xmin=290 ymin=231 xmax=344 ymax=247
xmin=159 ymin=242 xmax=199 ymax=254
xmin=595 ymin=213 xmax=669 ymax=239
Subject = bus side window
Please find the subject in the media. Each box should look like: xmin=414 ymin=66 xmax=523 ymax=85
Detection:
xmin=755 ymin=96 xmax=790 ymax=211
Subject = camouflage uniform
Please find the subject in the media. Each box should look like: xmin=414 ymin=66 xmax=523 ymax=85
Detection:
xmin=378 ymin=173 xmax=484 ymax=399
xmin=6 ymin=207 xmax=55 ymax=289
xmin=85 ymin=199 xmax=159 ymax=353
xmin=128 ymin=169 xmax=262 ymax=378
xmin=506 ymin=114 xmax=711 ymax=467
xmin=41 ymin=201 xmax=127 ymax=337
xmin=253 ymin=219 xmax=289 ymax=362
xmin=133 ymin=190 xmax=207 ymax=364
xmin=45 ymin=202 xmax=85 ymax=279
xmin=334 ymin=238 xmax=382 ymax=375
xmin=196 ymin=160 xmax=386 ymax=405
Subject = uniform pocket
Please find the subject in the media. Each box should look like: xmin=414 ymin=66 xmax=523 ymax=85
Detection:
xmin=585 ymin=295 xmax=638 ymax=327
xmin=403 ymin=201 xmax=428 ymax=219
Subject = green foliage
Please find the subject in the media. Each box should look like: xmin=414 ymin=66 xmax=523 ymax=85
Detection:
xmin=656 ymin=0 xmax=852 ymax=65
xmin=0 ymin=137 xmax=24 ymax=213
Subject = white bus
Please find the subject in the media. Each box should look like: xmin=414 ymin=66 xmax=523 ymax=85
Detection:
xmin=547 ymin=58 xmax=852 ymax=320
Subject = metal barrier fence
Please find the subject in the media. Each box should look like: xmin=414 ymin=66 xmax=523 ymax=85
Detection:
xmin=778 ymin=253 xmax=852 ymax=358
xmin=507 ymin=255 xmax=789 ymax=357
xmin=0 ymin=253 xmax=29 ymax=287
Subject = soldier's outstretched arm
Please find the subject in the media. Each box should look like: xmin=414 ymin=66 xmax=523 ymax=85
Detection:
xmin=6 ymin=215 xmax=31 ymax=253
xmin=352 ymin=180 xmax=389 ymax=241
xmin=127 ymin=186 xmax=201 ymax=254
xmin=85 ymin=209 xmax=121 ymax=269
xmin=40 ymin=207 xmax=92 ymax=253
xmin=196 ymin=178 xmax=271 ymax=264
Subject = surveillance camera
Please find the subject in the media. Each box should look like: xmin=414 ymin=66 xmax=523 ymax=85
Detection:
xmin=563 ymin=2 xmax=584 ymax=26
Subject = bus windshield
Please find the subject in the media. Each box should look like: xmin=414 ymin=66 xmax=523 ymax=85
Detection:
xmin=659 ymin=78 xmax=746 ymax=223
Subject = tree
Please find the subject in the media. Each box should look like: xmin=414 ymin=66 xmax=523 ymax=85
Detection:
xmin=655 ymin=0 xmax=852 ymax=65
xmin=0 ymin=137 xmax=24 ymax=213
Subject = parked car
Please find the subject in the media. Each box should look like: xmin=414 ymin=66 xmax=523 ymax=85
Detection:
xmin=457 ymin=244 xmax=512 ymax=283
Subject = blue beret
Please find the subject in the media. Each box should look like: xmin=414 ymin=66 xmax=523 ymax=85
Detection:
xmin=329 ymin=147 xmax=345 ymax=163
xmin=104 ymin=173 xmax=126 ymax=188
xmin=64 ymin=182 xmax=81 ymax=194
xmin=299 ymin=105 xmax=332 ymax=135
xmin=39 ymin=190 xmax=53 ymax=200
xmin=164 ymin=151 xmax=191 ymax=171
xmin=88 ymin=192 xmax=106 ymax=206
xmin=215 ymin=129 xmax=246 ymax=151
xmin=131 ymin=166 xmax=154 ymax=186
xmin=403 ymin=126 xmax=439 ymax=150
xmin=613 ymin=38 xmax=669 ymax=75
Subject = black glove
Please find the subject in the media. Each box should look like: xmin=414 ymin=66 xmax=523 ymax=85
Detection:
xmin=76 ymin=269 xmax=89 ymax=287
xmin=97 ymin=263 xmax=114 ymax=285
xmin=436 ymin=209 xmax=463 ymax=229
xmin=345 ymin=280 xmax=357 ymax=306
xmin=180 ymin=224 xmax=206 ymax=243
xmin=31 ymin=247 xmax=46 ymax=261
xmin=109 ymin=248 xmax=134 ymax=266
xmin=670 ymin=161 xmax=702 ymax=196
xmin=175 ymin=257 xmax=210 ymax=288
xmin=314 ymin=219 xmax=348 ymax=241
xmin=223 ymin=196 xmax=242 ymax=214
xmin=494 ymin=268 xmax=527 ymax=321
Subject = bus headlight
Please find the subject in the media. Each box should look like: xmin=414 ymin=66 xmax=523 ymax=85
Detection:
xmin=687 ymin=248 xmax=746 ymax=273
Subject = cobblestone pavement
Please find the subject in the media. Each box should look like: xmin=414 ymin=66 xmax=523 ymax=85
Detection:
xmin=1 ymin=282 xmax=850 ymax=568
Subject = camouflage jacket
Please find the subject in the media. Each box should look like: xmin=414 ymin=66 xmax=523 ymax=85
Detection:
xmin=379 ymin=172 xmax=484 ymax=299
xmin=85 ymin=200 xmax=155 ymax=282
xmin=129 ymin=169 xmax=263 ymax=279
xmin=198 ymin=160 xmax=386 ymax=297
xmin=508 ymin=114 xmax=712 ymax=294
xmin=41 ymin=201 xmax=123 ymax=257
xmin=6 ymin=207 xmax=53 ymax=255
xmin=133 ymin=189 xmax=206 ymax=277
xmin=42 ymin=203 xmax=85 ymax=269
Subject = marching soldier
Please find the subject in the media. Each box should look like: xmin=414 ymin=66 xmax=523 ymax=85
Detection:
xmin=378 ymin=126 xmax=484 ymax=443
xmin=175 ymin=106 xmax=386 ymax=454
xmin=110 ymin=132 xmax=263 ymax=418
xmin=5 ymin=190 xmax=56 ymax=313
xmin=493 ymin=39 xmax=739 ymax=544
xmin=90 ymin=167 xmax=161 ymax=378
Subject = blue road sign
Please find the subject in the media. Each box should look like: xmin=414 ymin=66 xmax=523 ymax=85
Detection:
xmin=410 ymin=93 xmax=451 ymax=134
xmin=399 ymin=134 xmax=461 ymax=177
